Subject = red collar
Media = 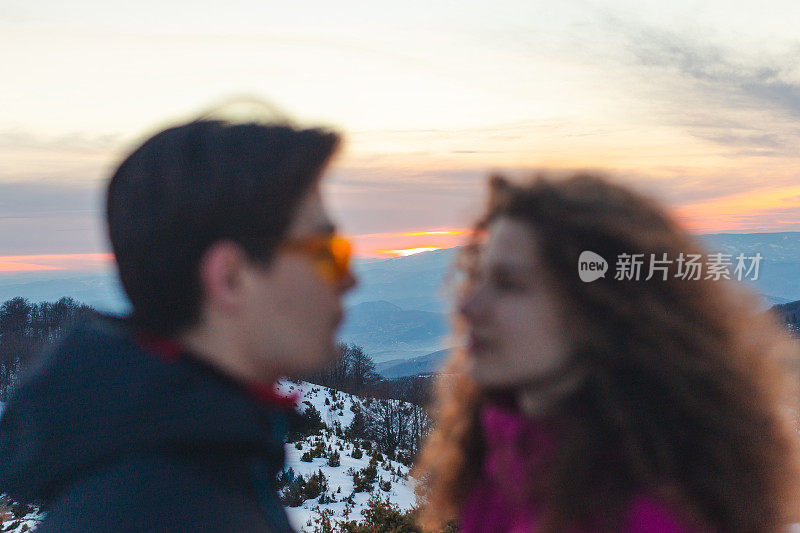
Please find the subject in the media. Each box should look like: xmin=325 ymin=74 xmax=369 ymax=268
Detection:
xmin=136 ymin=330 xmax=183 ymax=361
xmin=246 ymin=381 xmax=301 ymax=410
xmin=135 ymin=329 xmax=299 ymax=410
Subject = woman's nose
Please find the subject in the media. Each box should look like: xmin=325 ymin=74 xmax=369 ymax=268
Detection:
xmin=458 ymin=286 xmax=486 ymax=322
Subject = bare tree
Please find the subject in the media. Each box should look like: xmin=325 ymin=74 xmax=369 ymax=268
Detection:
xmin=0 ymin=297 xmax=94 ymax=399
xmin=347 ymin=344 xmax=379 ymax=395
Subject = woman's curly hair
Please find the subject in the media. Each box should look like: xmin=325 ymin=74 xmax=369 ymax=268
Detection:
xmin=413 ymin=173 xmax=800 ymax=532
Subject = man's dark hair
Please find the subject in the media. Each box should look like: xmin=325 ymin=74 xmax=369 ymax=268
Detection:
xmin=106 ymin=120 xmax=340 ymax=337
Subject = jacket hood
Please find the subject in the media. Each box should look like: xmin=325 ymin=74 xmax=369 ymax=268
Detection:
xmin=0 ymin=314 xmax=288 ymax=505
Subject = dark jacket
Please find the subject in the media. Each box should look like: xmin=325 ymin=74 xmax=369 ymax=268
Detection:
xmin=0 ymin=314 xmax=294 ymax=532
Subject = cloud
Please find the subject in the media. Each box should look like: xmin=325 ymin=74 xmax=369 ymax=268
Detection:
xmin=327 ymin=166 xmax=487 ymax=195
xmin=0 ymin=180 xmax=101 ymax=218
xmin=0 ymin=129 xmax=122 ymax=154
xmin=620 ymin=168 xmax=800 ymax=205
xmin=0 ymin=180 xmax=107 ymax=255
xmin=615 ymin=21 xmax=800 ymax=154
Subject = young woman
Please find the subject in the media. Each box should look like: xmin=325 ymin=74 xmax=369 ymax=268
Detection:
xmin=414 ymin=174 xmax=800 ymax=532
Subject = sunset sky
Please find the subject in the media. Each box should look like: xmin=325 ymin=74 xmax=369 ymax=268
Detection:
xmin=2 ymin=1 xmax=800 ymax=272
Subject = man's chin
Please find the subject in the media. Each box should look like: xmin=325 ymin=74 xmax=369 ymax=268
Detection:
xmin=289 ymin=342 xmax=340 ymax=378
xmin=323 ymin=340 xmax=340 ymax=364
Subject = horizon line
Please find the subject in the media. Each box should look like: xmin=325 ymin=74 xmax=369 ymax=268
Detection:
xmin=1 ymin=228 xmax=799 ymax=273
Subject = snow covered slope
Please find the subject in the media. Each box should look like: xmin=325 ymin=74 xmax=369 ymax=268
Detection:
xmin=276 ymin=381 xmax=418 ymax=532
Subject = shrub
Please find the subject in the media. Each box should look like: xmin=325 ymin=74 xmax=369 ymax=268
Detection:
xmin=308 ymin=507 xmax=337 ymax=533
xmin=345 ymin=409 xmax=367 ymax=440
xmin=275 ymin=467 xmax=296 ymax=491
xmin=312 ymin=440 xmax=327 ymax=458
xmin=395 ymin=450 xmax=412 ymax=467
xmin=303 ymin=469 xmax=329 ymax=501
xmin=287 ymin=403 xmax=325 ymax=441
xmin=352 ymin=471 xmax=368 ymax=493
xmin=280 ymin=475 xmax=306 ymax=507
xmin=337 ymin=492 xmax=420 ymax=533
xmin=328 ymin=450 xmax=341 ymax=467
xmin=301 ymin=451 xmax=313 ymax=462
xmin=303 ymin=476 xmax=323 ymax=500
xmin=353 ymin=458 xmax=378 ymax=492
xmin=363 ymin=458 xmax=378 ymax=482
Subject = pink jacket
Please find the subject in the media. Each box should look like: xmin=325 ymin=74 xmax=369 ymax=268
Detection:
xmin=460 ymin=403 xmax=701 ymax=532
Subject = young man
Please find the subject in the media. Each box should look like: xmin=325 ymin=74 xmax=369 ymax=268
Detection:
xmin=0 ymin=119 xmax=355 ymax=531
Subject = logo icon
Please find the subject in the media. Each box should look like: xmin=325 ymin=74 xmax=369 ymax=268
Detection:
xmin=578 ymin=251 xmax=607 ymax=282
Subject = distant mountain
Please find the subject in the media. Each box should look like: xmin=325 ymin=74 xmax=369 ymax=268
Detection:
xmin=337 ymin=301 xmax=449 ymax=363
xmin=0 ymin=271 xmax=129 ymax=314
xmin=763 ymin=295 xmax=793 ymax=307
xmin=699 ymin=232 xmax=800 ymax=304
xmin=376 ymin=348 xmax=451 ymax=378
xmin=699 ymin=232 xmax=800 ymax=262
xmin=2 ymin=232 xmax=799 ymax=363
xmin=346 ymin=248 xmax=457 ymax=313
xmin=769 ymin=299 xmax=800 ymax=326
xmin=345 ymin=233 xmax=800 ymax=313
xmin=0 ymin=248 xmax=460 ymax=316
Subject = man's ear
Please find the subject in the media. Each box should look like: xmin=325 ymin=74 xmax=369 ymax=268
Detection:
xmin=197 ymin=241 xmax=248 ymax=314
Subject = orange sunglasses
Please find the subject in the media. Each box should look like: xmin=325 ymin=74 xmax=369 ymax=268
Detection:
xmin=279 ymin=234 xmax=353 ymax=284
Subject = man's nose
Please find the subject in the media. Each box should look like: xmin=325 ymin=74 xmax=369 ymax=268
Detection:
xmin=340 ymin=270 xmax=358 ymax=293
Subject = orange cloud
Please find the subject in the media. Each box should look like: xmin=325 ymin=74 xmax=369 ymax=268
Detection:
xmin=376 ymin=247 xmax=442 ymax=257
xmin=0 ymin=253 xmax=114 ymax=273
xmin=675 ymin=186 xmax=800 ymax=233
xmin=394 ymin=231 xmax=467 ymax=237
xmin=0 ymin=261 xmax=64 ymax=272
xmin=350 ymin=229 xmax=471 ymax=257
